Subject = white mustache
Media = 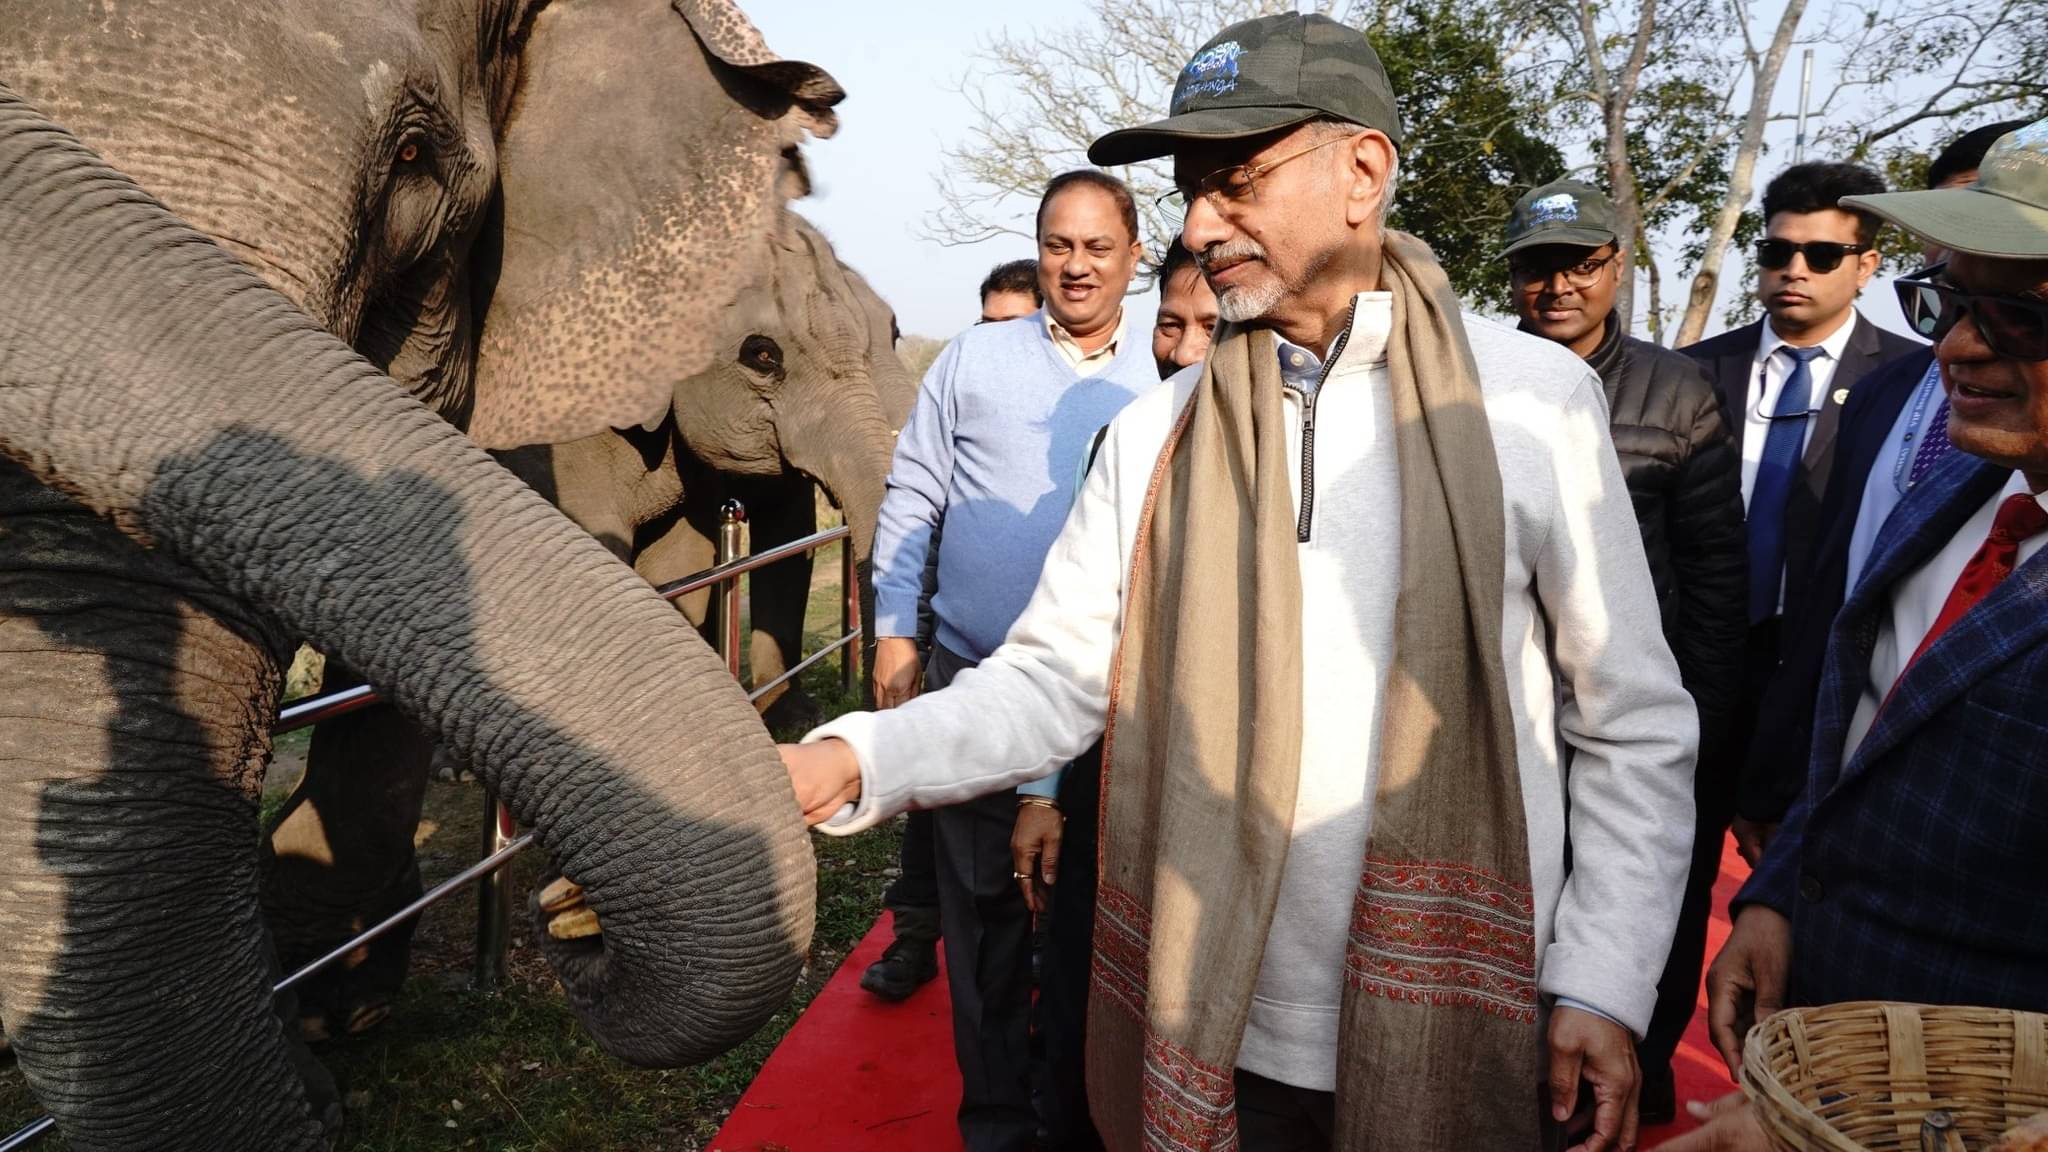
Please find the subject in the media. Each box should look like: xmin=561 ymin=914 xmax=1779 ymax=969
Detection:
xmin=1196 ymin=240 xmax=1267 ymax=272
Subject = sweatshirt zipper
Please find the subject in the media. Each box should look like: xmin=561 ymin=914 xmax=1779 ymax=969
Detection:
xmin=1288 ymin=301 xmax=1356 ymax=543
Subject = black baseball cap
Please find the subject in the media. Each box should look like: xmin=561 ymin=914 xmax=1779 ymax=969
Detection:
xmin=1087 ymin=13 xmax=1404 ymax=168
xmin=1502 ymin=180 xmax=1621 ymax=257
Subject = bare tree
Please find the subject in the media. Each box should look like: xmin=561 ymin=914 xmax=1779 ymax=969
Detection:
xmin=1670 ymin=0 xmax=1809 ymax=346
xmin=927 ymin=0 xmax=1567 ymax=306
xmin=1565 ymin=0 xmax=1661 ymax=329
xmin=926 ymin=0 xmax=1325 ymax=255
xmin=934 ymin=0 xmax=2044 ymax=339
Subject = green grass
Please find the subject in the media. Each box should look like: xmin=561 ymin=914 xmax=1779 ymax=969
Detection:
xmin=0 ymin=572 xmax=898 ymax=1150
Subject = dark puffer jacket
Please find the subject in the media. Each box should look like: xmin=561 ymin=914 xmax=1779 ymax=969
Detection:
xmin=1581 ymin=313 xmax=1749 ymax=743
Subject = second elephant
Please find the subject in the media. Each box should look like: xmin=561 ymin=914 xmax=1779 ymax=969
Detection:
xmin=272 ymin=210 xmax=912 ymax=1037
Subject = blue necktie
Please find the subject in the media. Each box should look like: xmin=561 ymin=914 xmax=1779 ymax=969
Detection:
xmin=1748 ymin=345 xmax=1826 ymax=623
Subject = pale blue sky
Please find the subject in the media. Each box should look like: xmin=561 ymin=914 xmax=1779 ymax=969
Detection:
xmin=747 ymin=0 xmax=1925 ymax=346
xmin=748 ymin=0 xmax=1104 ymax=341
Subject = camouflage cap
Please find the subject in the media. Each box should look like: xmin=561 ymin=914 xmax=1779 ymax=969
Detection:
xmin=1841 ymin=118 xmax=2048 ymax=259
xmin=1502 ymin=180 xmax=1620 ymax=257
xmin=1086 ymin=13 xmax=1403 ymax=168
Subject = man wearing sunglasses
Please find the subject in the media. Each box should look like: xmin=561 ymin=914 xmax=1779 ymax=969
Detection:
xmin=1732 ymin=121 xmax=2030 ymax=871
xmin=785 ymin=13 xmax=1699 ymax=1152
xmin=1503 ymin=178 xmax=1749 ymax=1127
xmin=1673 ymin=117 xmax=2048 ymax=1152
xmin=1679 ymin=160 xmax=1917 ymax=906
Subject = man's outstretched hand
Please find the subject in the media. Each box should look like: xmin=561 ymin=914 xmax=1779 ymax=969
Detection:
xmin=780 ymin=738 xmax=862 ymax=825
xmin=1549 ymin=1004 xmax=1639 ymax=1152
xmin=1706 ymin=906 xmax=1791 ymax=1079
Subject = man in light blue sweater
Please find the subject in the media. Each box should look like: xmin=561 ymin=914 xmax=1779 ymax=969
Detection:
xmin=866 ymin=170 xmax=1156 ymax=1152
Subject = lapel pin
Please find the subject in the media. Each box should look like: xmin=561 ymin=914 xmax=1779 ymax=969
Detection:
xmin=1832 ymin=388 xmax=1850 ymax=405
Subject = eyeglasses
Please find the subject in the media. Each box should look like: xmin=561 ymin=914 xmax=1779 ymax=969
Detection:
xmin=1156 ymin=136 xmax=1348 ymax=218
xmin=1755 ymin=238 xmax=1871 ymax=273
xmin=1509 ymin=248 xmax=1621 ymax=290
xmin=1894 ymin=263 xmax=2048 ymax=362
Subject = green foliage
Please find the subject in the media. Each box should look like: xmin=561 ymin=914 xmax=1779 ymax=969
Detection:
xmin=1362 ymin=0 xmax=1567 ymax=309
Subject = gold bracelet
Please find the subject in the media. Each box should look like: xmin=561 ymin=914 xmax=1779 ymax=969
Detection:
xmin=1017 ymin=794 xmax=1060 ymax=811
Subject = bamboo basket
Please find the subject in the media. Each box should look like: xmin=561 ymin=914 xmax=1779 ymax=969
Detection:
xmin=1742 ymin=1002 xmax=2048 ymax=1151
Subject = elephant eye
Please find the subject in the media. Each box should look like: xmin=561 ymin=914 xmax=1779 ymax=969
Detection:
xmin=396 ymin=137 xmax=425 ymax=166
xmin=740 ymin=335 xmax=783 ymax=372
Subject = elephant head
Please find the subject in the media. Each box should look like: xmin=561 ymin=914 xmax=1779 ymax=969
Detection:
xmin=672 ymin=212 xmax=910 ymax=570
xmin=0 ymin=0 xmax=843 ymax=448
xmin=0 ymin=85 xmax=815 ymax=1147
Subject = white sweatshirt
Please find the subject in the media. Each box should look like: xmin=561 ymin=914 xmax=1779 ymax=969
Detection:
xmin=809 ymin=296 xmax=1699 ymax=1090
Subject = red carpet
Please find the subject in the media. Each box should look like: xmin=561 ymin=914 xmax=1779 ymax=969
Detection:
xmin=713 ymin=841 xmax=1751 ymax=1150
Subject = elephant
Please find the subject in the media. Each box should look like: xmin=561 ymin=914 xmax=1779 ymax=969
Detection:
xmin=664 ymin=214 xmax=920 ymax=730
xmin=0 ymin=0 xmax=846 ymax=1144
xmin=267 ymin=213 xmax=916 ymax=1039
xmin=0 ymin=81 xmax=814 ymax=1152
xmin=0 ymin=0 xmax=849 ymax=1043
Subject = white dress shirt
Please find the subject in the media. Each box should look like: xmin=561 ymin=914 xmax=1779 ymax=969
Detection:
xmin=1844 ymin=470 xmax=2048 ymax=759
xmin=1740 ymin=312 xmax=1862 ymax=507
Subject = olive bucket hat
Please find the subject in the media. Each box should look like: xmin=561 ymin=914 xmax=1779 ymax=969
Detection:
xmin=1086 ymin=13 xmax=1404 ymax=167
xmin=1840 ymin=118 xmax=2048 ymax=259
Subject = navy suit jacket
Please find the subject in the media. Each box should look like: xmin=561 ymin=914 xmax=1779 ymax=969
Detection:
xmin=1739 ymin=347 xmax=1938 ymax=821
xmin=1683 ymin=314 xmax=1922 ymax=598
xmin=1740 ymin=452 xmax=2048 ymax=1011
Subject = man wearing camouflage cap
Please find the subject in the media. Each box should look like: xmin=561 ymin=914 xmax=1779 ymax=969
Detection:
xmin=784 ymin=14 xmax=1699 ymax=1151
xmin=1679 ymin=118 xmax=2048 ymax=1152
xmin=1504 ymin=178 xmax=1748 ymax=1127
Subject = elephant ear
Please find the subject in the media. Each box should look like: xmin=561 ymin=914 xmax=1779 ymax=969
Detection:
xmin=465 ymin=0 xmax=846 ymax=450
xmin=670 ymin=0 xmax=844 ymax=139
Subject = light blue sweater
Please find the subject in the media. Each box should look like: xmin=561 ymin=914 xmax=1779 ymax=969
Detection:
xmin=873 ymin=311 xmax=1156 ymax=664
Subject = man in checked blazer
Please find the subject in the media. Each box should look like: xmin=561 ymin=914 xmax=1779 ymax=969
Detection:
xmin=1674 ymin=119 xmax=2048 ymax=1150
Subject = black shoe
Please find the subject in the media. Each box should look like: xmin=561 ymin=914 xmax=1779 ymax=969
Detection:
xmin=860 ymin=933 xmax=939 ymax=1001
xmin=1638 ymin=1061 xmax=1676 ymax=1126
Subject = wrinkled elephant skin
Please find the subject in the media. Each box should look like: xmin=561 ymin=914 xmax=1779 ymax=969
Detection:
xmin=0 ymin=0 xmax=839 ymax=1143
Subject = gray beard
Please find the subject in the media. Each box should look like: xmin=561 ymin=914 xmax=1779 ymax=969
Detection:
xmin=1216 ymin=278 xmax=1284 ymax=323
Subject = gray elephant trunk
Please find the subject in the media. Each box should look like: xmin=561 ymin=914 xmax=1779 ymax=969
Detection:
xmin=0 ymin=86 xmax=812 ymax=1105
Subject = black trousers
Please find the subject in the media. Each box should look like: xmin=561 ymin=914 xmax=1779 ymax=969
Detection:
xmin=1234 ymin=1070 xmax=1335 ymax=1151
xmin=1642 ymin=619 xmax=1776 ymax=1068
xmin=1039 ymin=744 xmax=1105 ymax=1150
xmin=883 ymin=808 xmax=940 ymax=915
xmin=928 ymin=643 xmax=1038 ymax=1152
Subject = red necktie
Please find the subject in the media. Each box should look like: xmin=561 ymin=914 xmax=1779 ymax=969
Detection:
xmin=1904 ymin=492 xmax=2048 ymax=669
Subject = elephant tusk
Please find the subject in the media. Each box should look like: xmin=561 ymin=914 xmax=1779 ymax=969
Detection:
xmin=547 ymin=906 xmax=602 ymax=940
xmin=538 ymin=875 xmax=584 ymax=914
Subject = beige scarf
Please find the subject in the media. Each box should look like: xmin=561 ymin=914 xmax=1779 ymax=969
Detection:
xmin=1086 ymin=232 xmax=1542 ymax=1150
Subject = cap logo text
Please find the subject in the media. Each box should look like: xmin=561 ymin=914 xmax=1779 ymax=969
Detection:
xmin=1173 ymin=40 xmax=1243 ymax=109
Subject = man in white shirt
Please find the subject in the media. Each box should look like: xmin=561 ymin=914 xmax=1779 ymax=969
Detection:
xmin=784 ymin=14 xmax=1697 ymax=1152
xmin=1676 ymin=117 xmax=2048 ymax=1152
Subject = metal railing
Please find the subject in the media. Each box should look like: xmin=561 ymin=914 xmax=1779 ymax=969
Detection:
xmin=0 ymin=502 xmax=861 ymax=1149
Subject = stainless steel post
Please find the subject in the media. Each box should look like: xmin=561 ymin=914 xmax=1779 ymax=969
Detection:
xmin=841 ymin=517 xmax=861 ymax=697
xmin=713 ymin=499 xmax=746 ymax=680
xmin=473 ymin=789 xmax=516 ymax=989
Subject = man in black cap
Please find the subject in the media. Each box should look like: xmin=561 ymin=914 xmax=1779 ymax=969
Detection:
xmin=1503 ymin=178 xmax=1748 ymax=1126
xmin=784 ymin=14 xmax=1698 ymax=1152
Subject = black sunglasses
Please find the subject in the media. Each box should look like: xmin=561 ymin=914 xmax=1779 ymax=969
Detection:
xmin=1894 ymin=263 xmax=2048 ymax=362
xmin=1755 ymin=238 xmax=1870 ymax=273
